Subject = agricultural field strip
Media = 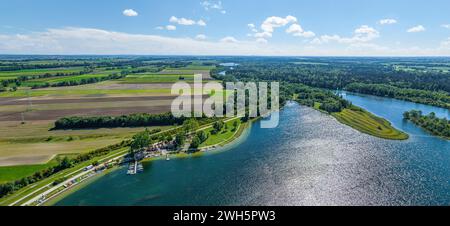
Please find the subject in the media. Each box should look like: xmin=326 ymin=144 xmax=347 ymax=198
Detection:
xmin=9 ymin=148 xmax=129 ymax=206
xmin=0 ymin=67 xmax=85 ymax=78
xmin=22 ymin=149 xmax=129 ymax=206
xmin=0 ymin=95 xmax=184 ymax=105
xmin=0 ymin=138 xmax=125 ymax=165
xmin=0 ymin=99 xmax=175 ymax=112
xmin=0 ymin=88 xmax=173 ymax=97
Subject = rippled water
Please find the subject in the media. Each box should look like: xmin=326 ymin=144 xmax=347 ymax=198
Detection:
xmin=56 ymin=93 xmax=450 ymax=206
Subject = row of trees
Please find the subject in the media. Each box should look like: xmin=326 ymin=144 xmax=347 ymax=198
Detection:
xmin=0 ymin=140 xmax=131 ymax=198
xmin=403 ymin=110 xmax=450 ymax=138
xmin=54 ymin=112 xmax=188 ymax=129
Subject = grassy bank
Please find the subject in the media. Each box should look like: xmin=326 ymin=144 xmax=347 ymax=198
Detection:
xmin=332 ymin=106 xmax=409 ymax=140
xmin=199 ymin=118 xmax=242 ymax=148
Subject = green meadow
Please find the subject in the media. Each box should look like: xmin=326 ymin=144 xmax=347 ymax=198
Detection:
xmin=0 ymin=67 xmax=85 ymax=78
xmin=199 ymin=118 xmax=241 ymax=148
xmin=0 ymin=154 xmax=78 ymax=183
xmin=332 ymin=106 xmax=409 ymax=140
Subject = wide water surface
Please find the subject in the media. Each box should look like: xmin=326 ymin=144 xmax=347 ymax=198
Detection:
xmin=57 ymin=93 xmax=450 ymax=206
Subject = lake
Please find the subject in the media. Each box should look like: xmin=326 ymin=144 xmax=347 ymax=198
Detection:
xmin=56 ymin=93 xmax=450 ymax=206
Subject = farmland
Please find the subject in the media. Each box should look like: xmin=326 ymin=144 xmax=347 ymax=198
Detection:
xmin=0 ymin=67 xmax=86 ymax=78
xmin=0 ymin=57 xmax=215 ymax=178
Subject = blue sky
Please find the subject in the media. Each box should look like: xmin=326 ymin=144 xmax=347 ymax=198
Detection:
xmin=1 ymin=0 xmax=450 ymax=55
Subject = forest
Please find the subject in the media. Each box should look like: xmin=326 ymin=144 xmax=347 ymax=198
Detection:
xmin=216 ymin=57 xmax=450 ymax=109
xmin=403 ymin=110 xmax=450 ymax=139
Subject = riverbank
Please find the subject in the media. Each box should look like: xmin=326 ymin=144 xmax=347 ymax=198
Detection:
xmin=43 ymin=118 xmax=253 ymax=206
xmin=54 ymin=98 xmax=450 ymax=206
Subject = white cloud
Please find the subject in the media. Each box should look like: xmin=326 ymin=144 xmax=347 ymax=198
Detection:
xmin=166 ymin=25 xmax=177 ymax=31
xmin=254 ymin=31 xmax=272 ymax=38
xmin=169 ymin=16 xmax=195 ymax=25
xmin=286 ymin=24 xmax=315 ymax=38
xmin=441 ymin=24 xmax=450 ymax=29
xmin=260 ymin=15 xmax=297 ymax=33
xmin=248 ymin=23 xmax=257 ymax=33
xmin=286 ymin=24 xmax=303 ymax=34
xmin=197 ymin=19 xmax=207 ymax=26
xmin=1 ymin=27 xmax=449 ymax=56
xmin=201 ymin=1 xmax=225 ymax=13
xmin=155 ymin=26 xmax=164 ymax=30
xmin=256 ymin=38 xmax=268 ymax=44
xmin=407 ymin=25 xmax=425 ymax=33
xmin=220 ymin=36 xmax=238 ymax=43
xmin=195 ymin=34 xmax=207 ymax=40
xmin=296 ymin=31 xmax=316 ymax=38
xmin=354 ymin=25 xmax=379 ymax=41
xmin=312 ymin=25 xmax=379 ymax=44
xmin=251 ymin=15 xmax=314 ymax=41
xmin=379 ymin=19 xmax=397 ymax=25
xmin=169 ymin=16 xmax=206 ymax=26
xmin=123 ymin=9 xmax=138 ymax=17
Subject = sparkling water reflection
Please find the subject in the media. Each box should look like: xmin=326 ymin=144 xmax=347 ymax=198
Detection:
xmin=56 ymin=94 xmax=450 ymax=206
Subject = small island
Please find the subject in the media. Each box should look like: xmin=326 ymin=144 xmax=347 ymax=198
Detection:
xmin=403 ymin=110 xmax=450 ymax=139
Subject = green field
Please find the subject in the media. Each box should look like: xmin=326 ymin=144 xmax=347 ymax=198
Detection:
xmin=199 ymin=119 xmax=241 ymax=148
xmin=21 ymin=73 xmax=115 ymax=86
xmin=0 ymin=67 xmax=85 ymax=78
xmin=332 ymin=107 xmax=409 ymax=140
xmin=0 ymin=154 xmax=78 ymax=183
xmin=120 ymin=73 xmax=195 ymax=83
xmin=0 ymin=147 xmax=129 ymax=206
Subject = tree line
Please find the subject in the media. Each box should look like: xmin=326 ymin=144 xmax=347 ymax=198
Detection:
xmin=403 ymin=110 xmax=450 ymax=139
xmin=54 ymin=112 xmax=188 ymax=129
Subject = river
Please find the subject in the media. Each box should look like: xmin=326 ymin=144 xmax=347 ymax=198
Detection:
xmin=56 ymin=93 xmax=450 ymax=206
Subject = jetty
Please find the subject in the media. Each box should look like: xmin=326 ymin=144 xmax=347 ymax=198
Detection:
xmin=127 ymin=160 xmax=144 ymax=175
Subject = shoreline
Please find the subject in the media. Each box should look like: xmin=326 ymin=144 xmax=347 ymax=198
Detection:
xmin=46 ymin=119 xmax=254 ymax=206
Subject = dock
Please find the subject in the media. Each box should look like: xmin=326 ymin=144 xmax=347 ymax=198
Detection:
xmin=127 ymin=160 xmax=144 ymax=175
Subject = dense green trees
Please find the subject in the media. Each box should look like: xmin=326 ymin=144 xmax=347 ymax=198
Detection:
xmin=189 ymin=131 xmax=209 ymax=150
xmin=404 ymin=110 xmax=450 ymax=138
xmin=182 ymin=118 xmax=200 ymax=134
xmin=280 ymin=83 xmax=351 ymax=113
xmin=212 ymin=121 xmax=225 ymax=134
xmin=130 ymin=129 xmax=151 ymax=155
xmin=218 ymin=58 xmax=450 ymax=109
xmin=174 ymin=133 xmax=186 ymax=148
xmin=347 ymin=83 xmax=450 ymax=109
xmin=54 ymin=112 xmax=187 ymax=129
